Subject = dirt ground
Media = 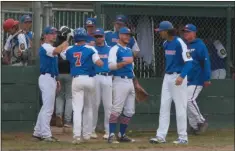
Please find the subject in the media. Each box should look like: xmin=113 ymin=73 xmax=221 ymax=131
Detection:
xmin=1 ymin=127 xmax=234 ymax=151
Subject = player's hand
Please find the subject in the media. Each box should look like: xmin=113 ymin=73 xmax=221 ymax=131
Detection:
xmin=204 ymin=81 xmax=211 ymax=87
xmin=175 ymin=76 xmax=184 ymax=86
xmin=56 ymin=81 xmax=61 ymax=93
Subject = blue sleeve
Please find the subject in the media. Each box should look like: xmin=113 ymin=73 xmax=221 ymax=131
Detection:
xmin=180 ymin=61 xmax=193 ymax=78
xmin=199 ymin=44 xmax=211 ymax=81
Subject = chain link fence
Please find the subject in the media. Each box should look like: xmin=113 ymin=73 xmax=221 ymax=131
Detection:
xmin=101 ymin=9 xmax=229 ymax=78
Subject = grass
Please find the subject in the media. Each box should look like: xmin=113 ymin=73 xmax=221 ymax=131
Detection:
xmin=2 ymin=129 xmax=234 ymax=151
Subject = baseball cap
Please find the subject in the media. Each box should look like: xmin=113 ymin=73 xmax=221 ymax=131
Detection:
xmin=155 ymin=21 xmax=174 ymax=32
xmin=93 ymin=28 xmax=105 ymax=36
xmin=20 ymin=15 xmax=32 ymax=23
xmin=119 ymin=27 xmax=132 ymax=35
xmin=43 ymin=26 xmax=58 ymax=35
xmin=3 ymin=18 xmax=19 ymax=31
xmin=183 ymin=24 xmax=197 ymax=32
xmin=74 ymin=27 xmax=87 ymax=42
xmin=86 ymin=18 xmax=96 ymax=27
xmin=115 ymin=15 xmax=127 ymax=24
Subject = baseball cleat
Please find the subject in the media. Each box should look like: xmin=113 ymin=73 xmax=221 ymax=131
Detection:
xmin=198 ymin=121 xmax=208 ymax=133
xmin=173 ymin=139 xmax=188 ymax=144
xmin=32 ymin=135 xmax=42 ymax=141
xmin=108 ymin=133 xmax=119 ymax=144
xmin=118 ymin=134 xmax=135 ymax=143
xmin=72 ymin=137 xmax=81 ymax=144
xmin=91 ymin=132 xmax=98 ymax=139
xmin=103 ymin=134 xmax=109 ymax=140
xmin=42 ymin=136 xmax=59 ymax=142
xmin=149 ymin=136 xmax=166 ymax=144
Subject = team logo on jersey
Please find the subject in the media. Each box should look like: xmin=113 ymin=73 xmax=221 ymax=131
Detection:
xmin=20 ymin=43 xmax=25 ymax=50
xmin=220 ymin=49 xmax=226 ymax=55
xmin=186 ymin=52 xmax=191 ymax=58
xmin=99 ymin=54 xmax=108 ymax=58
xmin=112 ymin=38 xmax=118 ymax=42
xmin=165 ymin=50 xmax=176 ymax=55
xmin=188 ymin=48 xmax=195 ymax=52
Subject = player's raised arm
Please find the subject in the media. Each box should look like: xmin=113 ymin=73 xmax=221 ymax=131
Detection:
xmin=177 ymin=38 xmax=193 ymax=79
xmin=60 ymin=46 xmax=73 ymax=60
xmin=42 ymin=26 xmax=69 ymax=57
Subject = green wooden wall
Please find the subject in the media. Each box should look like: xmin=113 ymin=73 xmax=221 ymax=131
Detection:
xmin=1 ymin=66 xmax=234 ymax=132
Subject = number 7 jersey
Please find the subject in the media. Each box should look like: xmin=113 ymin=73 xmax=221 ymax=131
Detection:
xmin=61 ymin=44 xmax=100 ymax=77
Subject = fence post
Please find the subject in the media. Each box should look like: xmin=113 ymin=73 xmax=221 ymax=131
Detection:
xmin=226 ymin=5 xmax=232 ymax=78
xmin=32 ymin=1 xmax=42 ymax=64
xmin=42 ymin=2 xmax=53 ymax=28
xmin=94 ymin=2 xmax=102 ymax=27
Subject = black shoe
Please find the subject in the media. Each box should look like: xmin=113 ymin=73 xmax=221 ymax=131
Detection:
xmin=118 ymin=134 xmax=135 ymax=143
xmin=188 ymin=127 xmax=200 ymax=135
xmin=108 ymin=134 xmax=119 ymax=144
xmin=32 ymin=135 xmax=42 ymax=141
xmin=198 ymin=121 xmax=208 ymax=133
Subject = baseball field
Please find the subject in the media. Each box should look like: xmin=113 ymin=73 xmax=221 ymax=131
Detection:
xmin=2 ymin=127 xmax=234 ymax=151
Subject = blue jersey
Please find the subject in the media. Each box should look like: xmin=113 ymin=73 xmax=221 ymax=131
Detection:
xmin=108 ymin=44 xmax=134 ymax=78
xmin=105 ymin=31 xmax=136 ymax=49
xmin=164 ymin=36 xmax=193 ymax=78
xmin=25 ymin=31 xmax=33 ymax=48
xmin=63 ymin=44 xmax=99 ymax=77
xmin=206 ymin=40 xmax=226 ymax=70
xmin=186 ymin=38 xmax=211 ymax=86
xmin=39 ymin=43 xmax=58 ymax=76
xmin=94 ymin=45 xmax=111 ymax=73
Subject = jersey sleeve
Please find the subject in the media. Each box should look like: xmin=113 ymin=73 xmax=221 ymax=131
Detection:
xmin=199 ymin=43 xmax=211 ymax=81
xmin=108 ymin=45 xmax=118 ymax=70
xmin=42 ymin=43 xmax=56 ymax=57
xmin=177 ymin=38 xmax=193 ymax=62
xmin=84 ymin=45 xmax=100 ymax=63
xmin=60 ymin=46 xmax=73 ymax=60
xmin=4 ymin=35 xmax=12 ymax=51
xmin=18 ymin=33 xmax=28 ymax=52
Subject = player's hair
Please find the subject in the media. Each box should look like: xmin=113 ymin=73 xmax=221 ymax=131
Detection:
xmin=167 ymin=29 xmax=176 ymax=36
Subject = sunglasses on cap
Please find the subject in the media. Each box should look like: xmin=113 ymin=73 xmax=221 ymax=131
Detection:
xmin=94 ymin=35 xmax=104 ymax=38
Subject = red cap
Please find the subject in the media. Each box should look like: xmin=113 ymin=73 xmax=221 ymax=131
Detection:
xmin=3 ymin=18 xmax=19 ymax=31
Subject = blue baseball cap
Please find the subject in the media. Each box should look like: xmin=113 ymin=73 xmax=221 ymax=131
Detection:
xmin=86 ymin=18 xmax=96 ymax=27
xmin=94 ymin=28 xmax=105 ymax=36
xmin=183 ymin=24 xmax=197 ymax=32
xmin=43 ymin=26 xmax=57 ymax=35
xmin=115 ymin=15 xmax=127 ymax=24
xmin=119 ymin=27 xmax=133 ymax=35
xmin=74 ymin=27 xmax=87 ymax=42
xmin=155 ymin=21 xmax=174 ymax=32
xmin=20 ymin=15 xmax=32 ymax=23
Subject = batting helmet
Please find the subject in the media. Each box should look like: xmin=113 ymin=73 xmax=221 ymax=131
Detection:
xmin=3 ymin=18 xmax=19 ymax=31
xmin=74 ymin=27 xmax=87 ymax=42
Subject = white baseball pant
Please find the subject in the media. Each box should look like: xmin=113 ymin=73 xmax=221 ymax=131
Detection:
xmin=187 ymin=85 xmax=205 ymax=130
xmin=111 ymin=77 xmax=135 ymax=117
xmin=72 ymin=75 xmax=95 ymax=139
xmin=33 ymin=73 xmax=57 ymax=138
xmin=156 ymin=73 xmax=188 ymax=141
xmin=211 ymin=69 xmax=226 ymax=79
xmin=92 ymin=74 xmax=112 ymax=135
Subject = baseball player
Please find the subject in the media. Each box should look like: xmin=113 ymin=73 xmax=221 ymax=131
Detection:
xmin=108 ymin=27 xmax=136 ymax=144
xmin=2 ymin=18 xmax=28 ymax=66
xmin=85 ymin=18 xmax=96 ymax=46
xmin=91 ymin=28 xmax=112 ymax=140
xmin=32 ymin=26 xmax=69 ymax=142
xmin=20 ymin=15 xmax=33 ymax=47
xmin=105 ymin=15 xmax=140 ymax=56
xmin=60 ymin=28 xmax=103 ymax=144
xmin=183 ymin=24 xmax=211 ymax=134
xmin=149 ymin=21 xmax=193 ymax=144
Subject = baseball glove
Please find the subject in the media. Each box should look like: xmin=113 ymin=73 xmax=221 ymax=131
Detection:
xmin=133 ymin=78 xmax=149 ymax=102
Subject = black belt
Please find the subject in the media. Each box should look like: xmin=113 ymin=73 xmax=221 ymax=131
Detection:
xmin=97 ymin=72 xmax=112 ymax=76
xmin=41 ymin=72 xmax=56 ymax=78
xmin=120 ymin=76 xmax=133 ymax=79
xmin=166 ymin=72 xmax=181 ymax=75
xmin=73 ymin=75 xmax=93 ymax=78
